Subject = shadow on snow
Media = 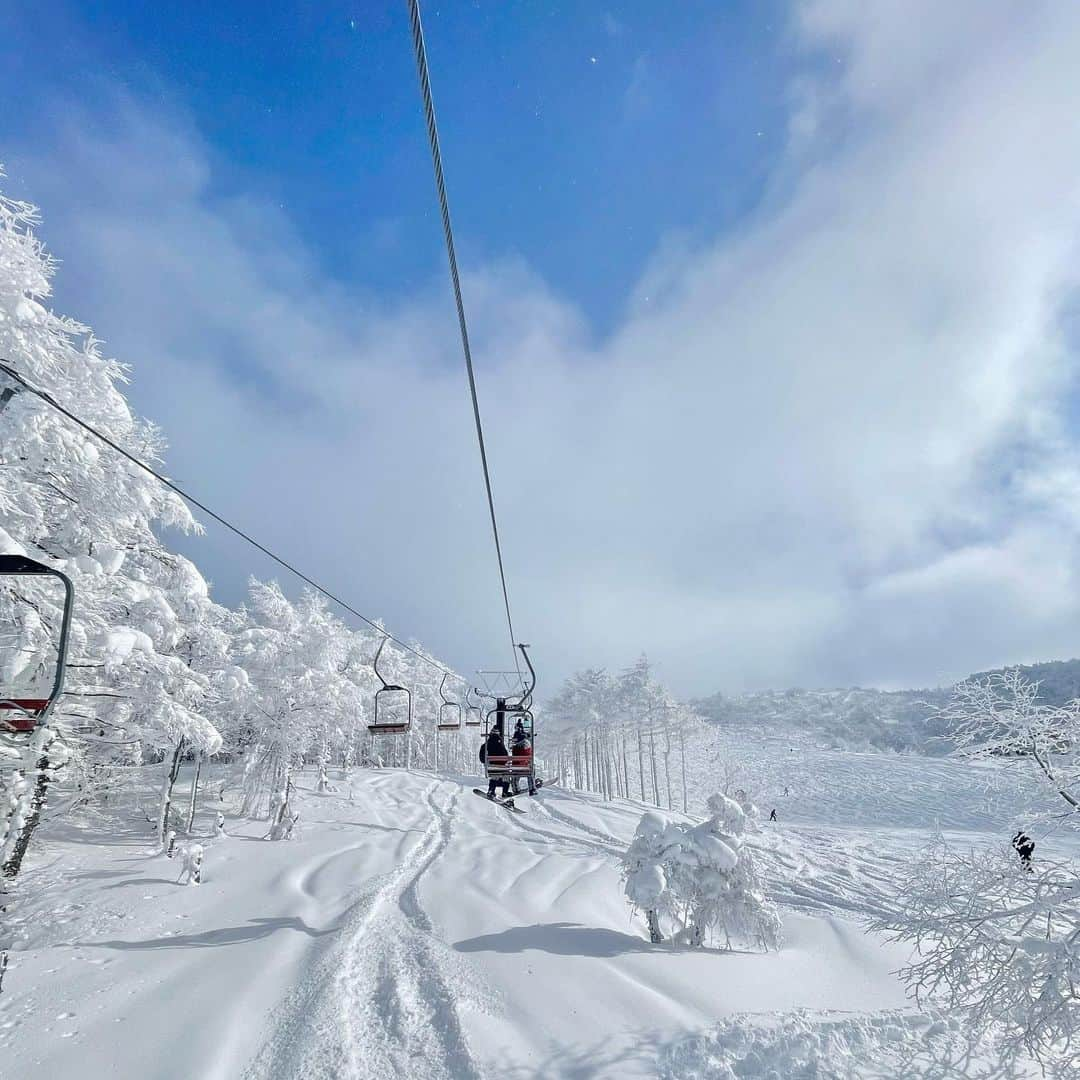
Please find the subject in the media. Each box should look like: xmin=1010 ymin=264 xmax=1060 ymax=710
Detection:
xmin=80 ymin=915 xmax=339 ymax=950
xmin=453 ymin=922 xmax=653 ymax=958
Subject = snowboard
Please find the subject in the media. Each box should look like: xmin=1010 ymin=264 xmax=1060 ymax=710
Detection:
xmin=472 ymin=788 xmax=526 ymax=813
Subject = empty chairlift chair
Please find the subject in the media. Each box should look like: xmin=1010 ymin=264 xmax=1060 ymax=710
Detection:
xmin=434 ymin=673 xmax=463 ymax=772
xmin=464 ymin=686 xmax=484 ymax=727
xmin=368 ymin=637 xmax=412 ymax=734
xmin=436 ymin=673 xmax=462 ymax=731
xmin=0 ymin=555 xmax=74 ymax=735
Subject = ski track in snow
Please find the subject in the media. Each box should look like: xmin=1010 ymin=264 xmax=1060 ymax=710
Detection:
xmin=533 ymin=791 xmax=905 ymax=921
xmin=243 ymin=779 xmax=483 ymax=1080
xmin=534 ymin=797 xmax=625 ymax=852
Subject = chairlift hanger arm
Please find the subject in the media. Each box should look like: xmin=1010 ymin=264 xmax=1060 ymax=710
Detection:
xmin=438 ymin=672 xmax=455 ymax=706
xmin=372 ymin=635 xmax=405 ymax=693
xmin=517 ymin=643 xmax=536 ymax=708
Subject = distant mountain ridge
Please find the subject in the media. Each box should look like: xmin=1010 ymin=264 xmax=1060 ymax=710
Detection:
xmin=692 ymin=658 xmax=1080 ymax=755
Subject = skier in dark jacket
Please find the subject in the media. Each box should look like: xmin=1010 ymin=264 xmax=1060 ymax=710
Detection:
xmin=481 ymin=721 xmax=511 ymax=800
xmin=1012 ymin=830 xmax=1035 ymax=871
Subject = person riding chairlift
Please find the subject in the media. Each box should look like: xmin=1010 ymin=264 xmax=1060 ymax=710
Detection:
xmin=510 ymin=719 xmax=533 ymax=795
xmin=481 ymin=718 xmax=512 ymax=801
xmin=511 ymin=719 xmax=531 ymax=760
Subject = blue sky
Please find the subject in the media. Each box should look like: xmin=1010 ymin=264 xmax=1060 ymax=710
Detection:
xmin=5 ymin=1 xmax=1080 ymax=695
xmin=2 ymin=1 xmax=791 ymax=332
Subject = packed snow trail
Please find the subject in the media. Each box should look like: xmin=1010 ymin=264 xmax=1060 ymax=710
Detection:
xmin=243 ymin=781 xmax=481 ymax=1079
xmin=0 ymin=755 xmax=1029 ymax=1079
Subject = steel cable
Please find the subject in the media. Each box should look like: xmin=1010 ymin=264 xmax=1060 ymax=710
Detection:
xmin=0 ymin=359 xmax=460 ymax=681
xmin=406 ymin=0 xmax=522 ymax=678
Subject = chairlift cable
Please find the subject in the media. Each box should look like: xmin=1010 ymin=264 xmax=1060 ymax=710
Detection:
xmin=406 ymin=0 xmax=522 ymax=680
xmin=0 ymin=359 xmax=461 ymax=682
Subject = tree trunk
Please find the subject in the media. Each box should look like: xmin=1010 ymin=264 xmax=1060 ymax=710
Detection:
xmin=680 ymin=725 xmax=688 ymax=813
xmin=157 ymin=739 xmax=185 ymax=846
xmin=646 ymin=909 xmax=663 ymax=944
xmin=663 ymin=727 xmax=673 ymax=810
xmin=186 ymin=751 xmax=204 ymax=832
xmin=2 ymin=751 xmax=50 ymax=879
xmin=621 ymin=736 xmax=630 ymax=800
xmin=603 ymin=733 xmax=613 ymax=800
xmin=637 ymin=726 xmax=646 ymax=801
xmin=649 ymin=727 xmax=660 ymax=808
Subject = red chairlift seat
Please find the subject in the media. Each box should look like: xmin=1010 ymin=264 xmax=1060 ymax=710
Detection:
xmin=0 ymin=698 xmax=52 ymax=735
xmin=486 ymin=751 xmax=533 ymax=773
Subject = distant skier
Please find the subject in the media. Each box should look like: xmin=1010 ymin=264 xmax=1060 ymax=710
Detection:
xmin=769 ymin=808 xmax=777 ymax=822
xmin=1012 ymin=830 xmax=1035 ymax=872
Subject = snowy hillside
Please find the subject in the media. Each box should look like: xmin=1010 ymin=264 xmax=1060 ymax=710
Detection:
xmin=1 ymin=742 xmax=1069 ymax=1078
xmin=694 ymin=657 xmax=1080 ymax=754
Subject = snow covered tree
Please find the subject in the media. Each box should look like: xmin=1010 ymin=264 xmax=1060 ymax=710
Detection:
xmin=0 ymin=172 xmax=467 ymax=879
xmin=544 ymin=656 xmax=701 ymax=811
xmin=875 ymin=669 xmax=1080 ymax=1075
xmin=233 ymin=581 xmax=335 ymax=815
xmin=622 ymin=793 xmax=781 ymax=950
xmin=935 ymin=668 xmax=1079 ymax=811
xmin=875 ymin=837 xmax=1079 ymax=1075
xmin=0 ymin=180 xmax=227 ymax=866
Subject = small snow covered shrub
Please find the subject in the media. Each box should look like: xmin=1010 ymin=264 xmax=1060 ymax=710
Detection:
xmin=266 ymin=780 xmax=299 ymax=840
xmin=623 ymin=793 xmax=781 ymax=950
xmin=624 ymin=811 xmax=669 ymax=943
xmin=178 ymin=844 xmax=202 ymax=885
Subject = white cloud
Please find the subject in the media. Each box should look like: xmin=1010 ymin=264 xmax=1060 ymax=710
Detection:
xmin=9 ymin=0 xmax=1080 ymax=695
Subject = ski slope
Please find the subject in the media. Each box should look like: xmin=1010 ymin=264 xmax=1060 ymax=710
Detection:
xmin=0 ymin=749 xmax=1061 ymax=1078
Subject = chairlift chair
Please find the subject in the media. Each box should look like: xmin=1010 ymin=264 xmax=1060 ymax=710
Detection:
xmin=436 ymin=673 xmax=462 ymax=731
xmin=0 ymin=555 xmax=74 ymax=735
xmin=368 ymin=636 xmax=412 ymax=734
xmin=464 ymin=686 xmax=484 ymax=727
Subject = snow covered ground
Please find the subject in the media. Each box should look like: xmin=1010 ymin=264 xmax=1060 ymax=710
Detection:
xmin=1 ymin=741 xmax=1071 ymax=1078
